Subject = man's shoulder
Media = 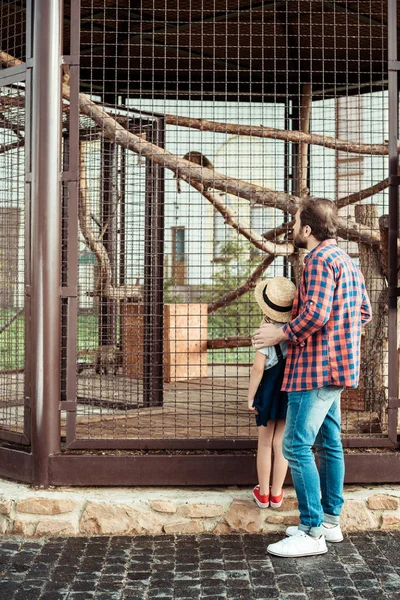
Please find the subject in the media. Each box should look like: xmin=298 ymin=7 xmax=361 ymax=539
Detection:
xmin=312 ymin=243 xmax=350 ymax=265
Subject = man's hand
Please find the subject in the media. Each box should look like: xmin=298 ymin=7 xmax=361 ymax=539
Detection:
xmin=252 ymin=323 xmax=287 ymax=349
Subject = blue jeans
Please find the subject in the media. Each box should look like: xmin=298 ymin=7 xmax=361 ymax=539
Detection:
xmin=282 ymin=386 xmax=345 ymax=537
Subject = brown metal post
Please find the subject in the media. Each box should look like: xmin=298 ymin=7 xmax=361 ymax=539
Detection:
xmin=143 ymin=118 xmax=165 ymax=407
xmin=31 ymin=0 xmax=63 ymax=485
xmin=387 ymin=0 xmax=400 ymax=444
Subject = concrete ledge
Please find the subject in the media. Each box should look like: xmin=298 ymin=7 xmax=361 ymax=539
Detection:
xmin=0 ymin=480 xmax=399 ymax=537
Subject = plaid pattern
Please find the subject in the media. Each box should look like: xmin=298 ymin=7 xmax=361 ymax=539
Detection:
xmin=282 ymin=239 xmax=372 ymax=391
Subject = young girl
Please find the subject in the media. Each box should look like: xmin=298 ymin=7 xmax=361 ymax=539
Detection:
xmin=248 ymin=275 xmax=296 ymax=509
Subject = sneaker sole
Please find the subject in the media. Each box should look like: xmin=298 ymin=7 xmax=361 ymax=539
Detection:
xmin=253 ymin=495 xmax=269 ymax=508
xmin=267 ymin=547 xmax=328 ymax=558
xmin=285 ymin=531 xmax=343 ymax=543
xmin=269 ymin=500 xmax=283 ymax=508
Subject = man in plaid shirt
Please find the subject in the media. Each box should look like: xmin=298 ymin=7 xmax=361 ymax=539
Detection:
xmin=253 ymin=198 xmax=372 ymax=558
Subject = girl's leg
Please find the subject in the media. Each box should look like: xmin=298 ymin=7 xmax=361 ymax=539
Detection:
xmin=257 ymin=421 xmax=276 ymax=495
xmin=271 ymin=419 xmax=288 ymax=496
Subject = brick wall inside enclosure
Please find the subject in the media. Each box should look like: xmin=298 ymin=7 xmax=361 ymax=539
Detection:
xmin=0 ymin=0 xmax=398 ymax=485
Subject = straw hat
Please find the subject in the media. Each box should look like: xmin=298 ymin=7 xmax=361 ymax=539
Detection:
xmin=254 ymin=276 xmax=296 ymax=323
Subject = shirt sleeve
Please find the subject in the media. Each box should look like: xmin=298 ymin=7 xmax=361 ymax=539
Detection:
xmin=282 ymin=256 xmax=336 ymax=345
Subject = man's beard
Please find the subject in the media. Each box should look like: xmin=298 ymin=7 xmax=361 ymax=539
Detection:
xmin=293 ymin=233 xmax=308 ymax=249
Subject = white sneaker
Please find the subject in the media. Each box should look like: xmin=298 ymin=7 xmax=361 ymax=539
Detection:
xmin=267 ymin=530 xmax=328 ymax=558
xmin=286 ymin=523 xmax=343 ymax=543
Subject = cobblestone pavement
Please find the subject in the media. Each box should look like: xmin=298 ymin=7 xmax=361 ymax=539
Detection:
xmin=0 ymin=533 xmax=399 ymax=600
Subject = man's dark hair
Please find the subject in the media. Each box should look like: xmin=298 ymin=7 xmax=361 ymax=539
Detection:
xmin=299 ymin=197 xmax=338 ymax=241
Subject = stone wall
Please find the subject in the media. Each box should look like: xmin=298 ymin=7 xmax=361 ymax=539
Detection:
xmin=0 ymin=480 xmax=399 ymax=537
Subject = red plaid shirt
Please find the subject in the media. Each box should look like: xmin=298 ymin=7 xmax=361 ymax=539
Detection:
xmin=282 ymin=239 xmax=372 ymax=392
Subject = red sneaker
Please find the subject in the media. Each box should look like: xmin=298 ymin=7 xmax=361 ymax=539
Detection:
xmin=270 ymin=489 xmax=284 ymax=508
xmin=253 ymin=485 xmax=269 ymax=508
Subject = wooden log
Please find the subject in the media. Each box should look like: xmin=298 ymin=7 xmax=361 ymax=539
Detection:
xmin=163 ymin=113 xmax=393 ymax=156
xmin=207 ymin=254 xmax=275 ymax=313
xmin=379 ymin=214 xmax=389 ymax=280
xmin=355 ymin=204 xmax=387 ymax=415
xmin=292 ymin=83 xmax=312 ymax=284
xmin=207 ymin=337 xmax=252 ymax=350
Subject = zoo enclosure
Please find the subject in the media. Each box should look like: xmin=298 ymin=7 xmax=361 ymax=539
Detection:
xmin=0 ymin=0 xmax=399 ymax=486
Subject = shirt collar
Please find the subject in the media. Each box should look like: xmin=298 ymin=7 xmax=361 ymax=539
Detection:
xmin=304 ymin=238 xmax=337 ymax=262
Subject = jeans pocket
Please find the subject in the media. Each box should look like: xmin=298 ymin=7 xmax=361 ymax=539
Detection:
xmin=317 ymin=386 xmax=344 ymax=401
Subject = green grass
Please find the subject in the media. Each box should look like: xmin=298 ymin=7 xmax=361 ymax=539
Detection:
xmin=0 ymin=311 xmax=100 ymax=371
xmin=77 ymin=314 xmax=99 ymax=351
xmin=0 ymin=309 xmax=24 ymax=370
xmin=209 ymin=347 xmax=254 ymax=364
xmin=0 ymin=309 xmax=253 ymax=369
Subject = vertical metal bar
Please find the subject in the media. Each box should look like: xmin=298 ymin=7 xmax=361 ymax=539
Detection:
xmin=143 ymin=118 xmax=165 ymax=407
xmin=61 ymin=136 xmax=69 ymax=404
xmin=64 ymin=0 xmax=81 ymax=445
xmin=30 ymin=0 xmax=63 ymax=485
xmin=387 ymin=0 xmax=399 ymax=444
xmin=24 ymin=0 xmax=33 ymax=443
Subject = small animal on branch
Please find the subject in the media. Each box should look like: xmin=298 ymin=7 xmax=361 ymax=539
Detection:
xmin=176 ymin=151 xmax=215 ymax=193
xmin=94 ymin=345 xmax=123 ymax=375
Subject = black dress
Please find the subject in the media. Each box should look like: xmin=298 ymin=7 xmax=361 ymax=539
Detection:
xmin=252 ymin=344 xmax=288 ymax=427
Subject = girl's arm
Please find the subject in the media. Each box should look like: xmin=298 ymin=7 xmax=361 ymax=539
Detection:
xmin=248 ymin=351 xmax=267 ymax=412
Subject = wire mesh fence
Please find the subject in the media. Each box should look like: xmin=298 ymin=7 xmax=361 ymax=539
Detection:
xmin=0 ymin=0 xmax=25 ymax=67
xmin=0 ymin=0 xmax=27 ymax=442
xmin=0 ymin=1 xmax=397 ymax=454
xmin=60 ymin=0 xmax=393 ymax=448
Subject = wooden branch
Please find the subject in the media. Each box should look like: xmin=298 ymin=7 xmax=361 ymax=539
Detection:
xmin=336 ymin=178 xmax=389 ymax=209
xmin=164 ymin=114 xmax=392 ymax=156
xmin=0 ymin=140 xmax=24 ymax=155
xmin=187 ymin=179 xmax=294 ymax=256
xmin=67 ymin=83 xmax=300 ymax=215
xmin=207 ymin=336 xmax=252 ymax=349
xmin=65 ymin=87 xmax=380 ymax=247
xmin=336 ymin=217 xmax=380 ymax=246
xmin=0 ymin=50 xmax=383 ymax=249
xmin=0 ymin=76 xmax=393 ymax=157
xmin=297 ymin=83 xmax=312 ymax=198
xmin=0 ymin=114 xmax=24 ymax=139
xmin=379 ymin=214 xmax=389 ymax=279
xmin=0 ymin=50 xmax=23 ymax=67
xmin=292 ymin=84 xmax=312 ymax=283
xmin=0 ymin=307 xmax=23 ymax=335
xmin=355 ymin=205 xmax=387 ymax=414
xmin=71 ymin=87 xmax=380 ymax=247
xmin=262 ymin=220 xmax=295 ymax=241
xmin=207 ymin=253 xmax=275 ymax=314
xmin=79 ymin=143 xmax=112 ymax=296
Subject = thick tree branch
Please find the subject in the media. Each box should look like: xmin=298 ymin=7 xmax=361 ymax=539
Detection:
xmin=336 ymin=178 xmax=389 ymax=209
xmin=207 ymin=253 xmax=275 ymax=314
xmin=263 ymin=220 xmax=295 ymax=241
xmin=0 ymin=50 xmax=382 ymax=249
xmin=207 ymin=336 xmax=252 ymax=349
xmin=186 ymin=178 xmax=294 ymax=256
xmin=164 ymin=114 xmax=392 ymax=156
xmin=0 ymin=114 xmax=24 ymax=139
xmin=0 ymin=50 xmax=23 ymax=67
xmin=79 ymin=143 xmax=112 ymax=296
xmin=0 ymin=307 xmax=23 ymax=335
xmin=0 ymin=140 xmax=24 ymax=154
